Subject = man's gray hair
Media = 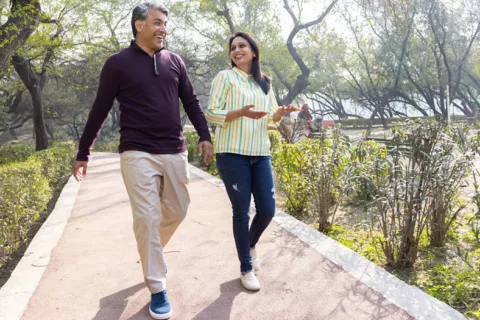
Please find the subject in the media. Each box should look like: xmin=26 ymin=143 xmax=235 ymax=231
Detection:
xmin=131 ymin=2 xmax=169 ymax=37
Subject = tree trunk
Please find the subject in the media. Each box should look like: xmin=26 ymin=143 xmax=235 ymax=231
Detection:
xmin=12 ymin=55 xmax=49 ymax=150
xmin=0 ymin=0 xmax=41 ymax=78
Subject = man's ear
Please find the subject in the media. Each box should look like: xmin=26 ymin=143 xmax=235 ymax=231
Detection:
xmin=135 ymin=20 xmax=144 ymax=34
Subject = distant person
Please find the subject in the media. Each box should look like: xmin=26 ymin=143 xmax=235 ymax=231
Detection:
xmin=72 ymin=3 xmax=213 ymax=319
xmin=206 ymin=32 xmax=298 ymax=291
xmin=297 ymin=104 xmax=313 ymax=139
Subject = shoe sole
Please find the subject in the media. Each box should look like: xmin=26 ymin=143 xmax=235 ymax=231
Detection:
xmin=149 ymin=308 xmax=172 ymax=319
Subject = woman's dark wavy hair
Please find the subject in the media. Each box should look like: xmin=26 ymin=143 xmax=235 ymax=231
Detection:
xmin=229 ymin=32 xmax=270 ymax=95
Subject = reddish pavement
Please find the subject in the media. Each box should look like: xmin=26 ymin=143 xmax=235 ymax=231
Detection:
xmin=21 ymin=153 xmax=414 ymax=320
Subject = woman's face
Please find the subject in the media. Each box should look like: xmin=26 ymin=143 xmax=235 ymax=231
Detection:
xmin=230 ymin=36 xmax=255 ymax=68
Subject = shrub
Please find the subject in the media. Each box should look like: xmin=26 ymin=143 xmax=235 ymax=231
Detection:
xmin=272 ymin=140 xmax=312 ymax=219
xmin=0 ymin=160 xmax=51 ymax=266
xmin=92 ymin=140 xmax=119 ymax=153
xmin=365 ymin=121 xmax=473 ymax=268
xmin=31 ymin=141 xmax=76 ymax=187
xmin=268 ymin=130 xmax=282 ymax=153
xmin=0 ymin=142 xmax=76 ymax=268
xmin=184 ymin=131 xmax=218 ymax=176
xmin=421 ymin=261 xmax=480 ymax=316
xmin=305 ymin=128 xmax=354 ymax=231
xmin=0 ymin=142 xmax=35 ymax=165
xmin=351 ymin=139 xmax=389 ymax=202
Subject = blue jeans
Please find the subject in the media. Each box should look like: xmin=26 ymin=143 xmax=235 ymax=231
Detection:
xmin=216 ymin=153 xmax=276 ymax=274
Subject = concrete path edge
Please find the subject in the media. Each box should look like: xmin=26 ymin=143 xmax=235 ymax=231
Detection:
xmin=188 ymin=165 xmax=466 ymax=320
xmin=0 ymin=175 xmax=81 ymax=320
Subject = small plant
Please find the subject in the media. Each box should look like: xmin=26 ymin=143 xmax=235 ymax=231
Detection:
xmin=273 ymin=140 xmax=312 ymax=218
xmin=365 ymin=121 xmax=472 ymax=268
xmin=306 ymin=127 xmax=354 ymax=231
xmin=183 ymin=131 xmax=218 ymax=176
xmin=470 ymin=169 xmax=480 ymax=244
xmin=351 ymin=139 xmax=389 ymax=203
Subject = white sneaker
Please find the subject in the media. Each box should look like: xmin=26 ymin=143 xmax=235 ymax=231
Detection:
xmin=240 ymin=271 xmax=261 ymax=291
xmin=250 ymin=248 xmax=261 ymax=271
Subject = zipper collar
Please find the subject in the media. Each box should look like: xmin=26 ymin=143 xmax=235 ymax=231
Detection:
xmin=130 ymin=40 xmax=165 ymax=76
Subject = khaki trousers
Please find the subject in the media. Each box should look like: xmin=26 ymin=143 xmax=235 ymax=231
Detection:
xmin=120 ymin=150 xmax=190 ymax=293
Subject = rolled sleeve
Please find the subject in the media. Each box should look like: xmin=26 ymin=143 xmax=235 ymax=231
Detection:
xmin=206 ymin=71 xmax=230 ymax=127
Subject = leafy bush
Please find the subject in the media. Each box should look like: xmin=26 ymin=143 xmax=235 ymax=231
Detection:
xmin=364 ymin=121 xmax=474 ymax=268
xmin=0 ymin=142 xmax=35 ymax=165
xmin=184 ymin=131 xmax=218 ymax=176
xmin=0 ymin=160 xmax=51 ymax=266
xmin=306 ymin=127 xmax=354 ymax=231
xmin=268 ymin=130 xmax=282 ymax=152
xmin=272 ymin=140 xmax=312 ymax=219
xmin=92 ymin=140 xmax=119 ymax=153
xmin=351 ymin=139 xmax=389 ymax=202
xmin=31 ymin=141 xmax=76 ymax=187
xmin=0 ymin=142 xmax=75 ymax=268
xmin=421 ymin=262 xmax=480 ymax=317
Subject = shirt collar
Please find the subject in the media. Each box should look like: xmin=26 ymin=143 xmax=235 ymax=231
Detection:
xmin=130 ymin=40 xmax=164 ymax=56
xmin=232 ymin=67 xmax=251 ymax=81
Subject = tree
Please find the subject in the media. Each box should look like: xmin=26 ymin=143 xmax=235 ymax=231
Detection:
xmin=0 ymin=0 xmax=42 ymax=78
xmin=402 ymin=0 xmax=480 ymax=120
xmin=169 ymin=0 xmax=340 ymax=107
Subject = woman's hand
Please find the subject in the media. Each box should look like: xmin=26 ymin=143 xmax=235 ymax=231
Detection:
xmin=273 ymin=104 xmax=300 ymax=122
xmin=240 ymin=104 xmax=268 ymax=120
xmin=225 ymin=104 xmax=268 ymax=122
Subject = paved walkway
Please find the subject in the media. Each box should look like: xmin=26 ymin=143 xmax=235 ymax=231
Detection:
xmin=1 ymin=153 xmax=467 ymax=320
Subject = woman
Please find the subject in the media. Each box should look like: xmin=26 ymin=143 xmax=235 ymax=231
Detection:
xmin=205 ymin=32 xmax=298 ymax=291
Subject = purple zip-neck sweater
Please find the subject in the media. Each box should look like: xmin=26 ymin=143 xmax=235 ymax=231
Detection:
xmin=76 ymin=40 xmax=211 ymax=161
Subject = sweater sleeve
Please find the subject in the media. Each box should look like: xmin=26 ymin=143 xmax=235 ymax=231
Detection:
xmin=178 ymin=56 xmax=212 ymax=143
xmin=76 ymin=56 xmax=119 ymax=161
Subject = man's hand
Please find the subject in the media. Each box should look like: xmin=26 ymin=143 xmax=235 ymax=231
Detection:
xmin=73 ymin=160 xmax=89 ymax=182
xmin=198 ymin=141 xmax=214 ymax=165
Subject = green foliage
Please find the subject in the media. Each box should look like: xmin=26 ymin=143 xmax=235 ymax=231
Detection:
xmin=272 ymin=139 xmax=312 ymax=219
xmin=326 ymin=225 xmax=383 ymax=264
xmin=272 ymin=127 xmax=354 ymax=228
xmin=268 ymin=130 xmax=282 ymax=152
xmin=92 ymin=140 xmax=119 ymax=153
xmin=0 ymin=141 xmax=75 ymax=267
xmin=0 ymin=142 xmax=35 ymax=165
xmin=0 ymin=159 xmax=50 ymax=266
xmin=350 ymin=139 xmax=389 ymax=202
xmin=184 ymin=131 xmax=218 ymax=176
xmin=362 ymin=121 xmax=475 ymax=268
xmin=306 ymin=127 xmax=354 ymax=231
xmin=421 ymin=262 xmax=480 ymax=316
xmin=30 ymin=141 xmax=76 ymax=187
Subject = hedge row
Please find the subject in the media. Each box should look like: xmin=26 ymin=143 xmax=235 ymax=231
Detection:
xmin=0 ymin=141 xmax=76 ymax=268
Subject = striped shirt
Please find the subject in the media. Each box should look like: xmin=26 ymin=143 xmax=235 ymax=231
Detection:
xmin=205 ymin=67 xmax=279 ymax=156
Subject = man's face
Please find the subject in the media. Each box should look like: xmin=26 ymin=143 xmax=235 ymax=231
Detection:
xmin=136 ymin=8 xmax=168 ymax=51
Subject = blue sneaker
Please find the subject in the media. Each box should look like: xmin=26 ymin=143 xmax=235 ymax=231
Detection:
xmin=149 ymin=290 xmax=172 ymax=319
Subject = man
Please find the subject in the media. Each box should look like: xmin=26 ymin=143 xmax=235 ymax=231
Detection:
xmin=73 ymin=3 xmax=213 ymax=319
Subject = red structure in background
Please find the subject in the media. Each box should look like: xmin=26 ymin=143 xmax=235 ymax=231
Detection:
xmin=321 ymin=120 xmax=335 ymax=127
